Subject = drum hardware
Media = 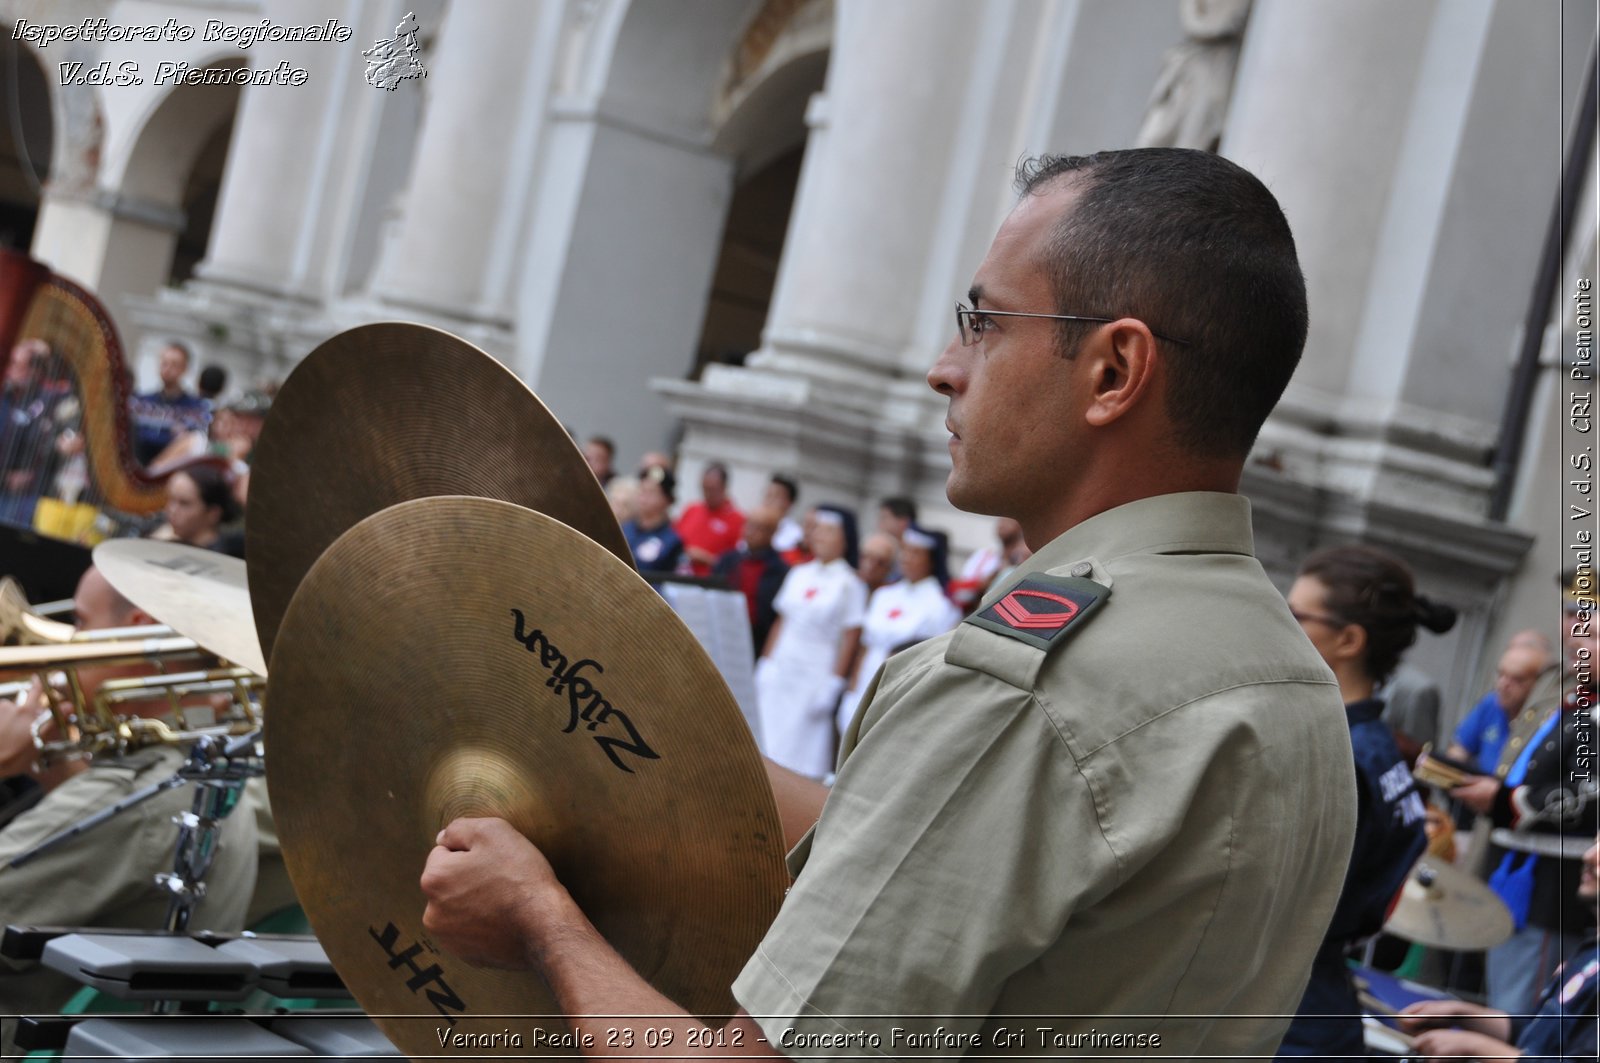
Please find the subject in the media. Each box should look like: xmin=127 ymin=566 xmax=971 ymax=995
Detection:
xmin=1383 ymin=855 xmax=1514 ymax=950
xmin=8 ymin=729 xmax=263 ymax=936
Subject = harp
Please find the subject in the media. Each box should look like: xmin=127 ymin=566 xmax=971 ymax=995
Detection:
xmin=0 ymin=247 xmax=177 ymax=544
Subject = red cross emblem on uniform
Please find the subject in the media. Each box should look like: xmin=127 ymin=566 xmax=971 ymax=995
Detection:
xmin=887 ymin=608 xmax=903 ymax=619
xmin=804 ymin=588 xmax=818 ymax=600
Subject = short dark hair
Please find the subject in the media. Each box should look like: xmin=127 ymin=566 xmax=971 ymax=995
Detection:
xmin=178 ymin=464 xmax=241 ymax=525
xmin=1014 ymin=148 xmax=1309 ymax=458
xmin=638 ymin=463 xmax=675 ymax=503
xmin=163 ymin=341 xmax=192 ymax=365
xmin=587 ymin=435 xmax=616 ymax=459
xmin=703 ymin=461 xmax=728 ymax=487
xmin=197 ymin=364 xmax=227 ymax=398
xmin=1298 ymin=544 xmax=1456 ymax=685
xmin=880 ymin=496 xmax=917 ymax=522
xmin=768 ymin=473 xmax=798 ymax=505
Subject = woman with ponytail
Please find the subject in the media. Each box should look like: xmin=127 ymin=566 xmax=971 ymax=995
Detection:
xmin=1277 ymin=544 xmax=1457 ymax=1061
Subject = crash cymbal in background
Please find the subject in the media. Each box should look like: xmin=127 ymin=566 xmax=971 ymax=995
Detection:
xmin=92 ymin=539 xmax=265 ymax=676
xmin=1383 ymin=854 xmax=1513 ymax=951
xmin=266 ymin=495 xmax=785 ymax=1056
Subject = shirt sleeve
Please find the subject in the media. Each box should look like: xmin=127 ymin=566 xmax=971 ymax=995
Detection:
xmin=772 ymin=568 xmax=801 ymax=618
xmin=0 ymin=767 xmax=177 ymax=972
xmin=1453 ymin=699 xmax=1488 ymax=756
xmin=840 ymin=576 xmax=868 ymax=630
xmin=732 ymin=657 xmax=1117 ymax=1055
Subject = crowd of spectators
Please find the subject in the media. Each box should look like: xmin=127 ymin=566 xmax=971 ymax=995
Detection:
xmin=590 ymin=433 xmax=1598 ymax=1054
xmin=596 ymin=443 xmax=1030 ymax=780
xmin=0 ymin=336 xmax=269 ymax=559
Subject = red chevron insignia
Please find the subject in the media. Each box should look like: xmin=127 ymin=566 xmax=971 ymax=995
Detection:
xmin=992 ymin=589 xmax=1080 ymax=631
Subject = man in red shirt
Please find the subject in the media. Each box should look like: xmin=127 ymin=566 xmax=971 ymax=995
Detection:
xmin=711 ymin=504 xmax=789 ymax=658
xmin=676 ymin=461 xmax=745 ymax=576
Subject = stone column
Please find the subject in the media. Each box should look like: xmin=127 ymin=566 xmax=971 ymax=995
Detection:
xmin=744 ymin=0 xmax=978 ymax=409
xmin=1227 ymin=0 xmax=1578 ymax=521
xmin=1219 ymin=0 xmax=1580 ymax=721
xmin=195 ymin=0 xmax=383 ymax=302
xmin=363 ymin=0 xmax=565 ymax=328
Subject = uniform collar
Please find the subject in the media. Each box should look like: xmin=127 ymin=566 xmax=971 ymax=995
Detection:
xmin=1022 ymin=491 xmax=1255 ymax=575
xmin=1345 ymin=697 xmax=1385 ymax=725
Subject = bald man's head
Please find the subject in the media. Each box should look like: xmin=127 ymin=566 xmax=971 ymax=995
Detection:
xmin=1494 ymin=644 xmax=1549 ymax=714
xmin=73 ymin=567 xmax=143 ymax=632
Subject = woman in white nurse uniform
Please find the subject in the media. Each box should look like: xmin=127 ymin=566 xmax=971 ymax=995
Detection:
xmin=836 ymin=525 xmax=961 ymax=735
xmin=754 ymin=505 xmax=867 ymax=778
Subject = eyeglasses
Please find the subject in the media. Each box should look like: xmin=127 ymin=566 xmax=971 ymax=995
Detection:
xmin=954 ymin=303 xmax=1190 ymax=348
xmin=1289 ymin=608 xmax=1348 ymax=629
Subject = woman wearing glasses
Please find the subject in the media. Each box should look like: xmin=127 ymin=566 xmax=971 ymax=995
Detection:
xmin=1278 ymin=544 xmax=1456 ymax=1061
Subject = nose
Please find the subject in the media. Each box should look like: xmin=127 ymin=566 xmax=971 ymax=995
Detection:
xmin=927 ymin=336 xmax=966 ymax=396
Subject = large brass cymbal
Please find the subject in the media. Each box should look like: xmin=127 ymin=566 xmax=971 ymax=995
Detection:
xmin=246 ymin=322 xmax=630 ymax=665
xmin=1383 ymin=854 xmax=1513 ymax=950
xmin=266 ymin=496 xmax=787 ymax=1057
xmin=93 ymin=540 xmax=266 ymax=676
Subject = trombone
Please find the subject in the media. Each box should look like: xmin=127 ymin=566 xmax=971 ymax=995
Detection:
xmin=0 ymin=575 xmax=179 ymax=645
xmin=0 ymin=637 xmax=264 ymax=766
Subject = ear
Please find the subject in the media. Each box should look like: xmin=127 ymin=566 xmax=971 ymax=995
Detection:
xmin=1081 ymin=320 xmax=1162 ymax=428
xmin=127 ymin=607 xmax=157 ymax=628
xmin=1332 ymin=621 xmax=1367 ymax=666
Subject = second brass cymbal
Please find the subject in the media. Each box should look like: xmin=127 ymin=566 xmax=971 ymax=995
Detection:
xmin=266 ymin=496 xmax=787 ymax=1056
xmin=246 ymin=322 xmax=630 ymax=665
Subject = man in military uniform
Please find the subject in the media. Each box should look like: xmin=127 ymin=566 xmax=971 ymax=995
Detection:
xmin=418 ymin=148 xmax=1357 ymax=1058
xmin=0 ymin=567 xmax=258 ymax=1039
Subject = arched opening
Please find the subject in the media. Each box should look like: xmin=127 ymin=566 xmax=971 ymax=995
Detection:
xmin=0 ymin=38 xmax=52 ymax=251
xmin=529 ymin=0 xmax=831 ymax=463
xmin=113 ymin=60 xmax=243 ymax=297
xmin=692 ymin=146 xmax=806 ymax=376
xmin=168 ymin=119 xmax=233 ymax=286
xmin=694 ymin=14 xmax=829 ymax=377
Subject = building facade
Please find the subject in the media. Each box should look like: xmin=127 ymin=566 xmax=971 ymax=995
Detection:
xmin=2 ymin=0 xmax=1594 ymax=728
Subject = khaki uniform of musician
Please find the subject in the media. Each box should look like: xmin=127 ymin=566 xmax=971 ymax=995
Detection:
xmin=734 ymin=492 xmax=1357 ymax=1059
xmin=0 ymin=745 xmax=258 ymax=1042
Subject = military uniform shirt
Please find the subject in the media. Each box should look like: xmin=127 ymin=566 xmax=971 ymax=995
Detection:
xmin=733 ymin=492 xmax=1357 ymax=1059
xmin=0 ymin=745 xmax=258 ymax=1028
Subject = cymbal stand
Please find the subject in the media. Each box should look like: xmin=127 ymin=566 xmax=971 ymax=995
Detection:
xmin=157 ymin=730 xmax=263 ymax=934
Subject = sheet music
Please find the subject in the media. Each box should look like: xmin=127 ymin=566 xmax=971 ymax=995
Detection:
xmin=661 ymin=583 xmax=761 ymax=745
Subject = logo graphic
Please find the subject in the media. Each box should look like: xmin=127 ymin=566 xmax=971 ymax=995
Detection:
xmin=992 ymin=588 xmax=1080 ymax=631
xmin=363 ymin=11 xmax=426 ymax=91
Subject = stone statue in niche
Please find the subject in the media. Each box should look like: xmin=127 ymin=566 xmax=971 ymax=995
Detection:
xmin=1136 ymin=0 xmax=1253 ymax=153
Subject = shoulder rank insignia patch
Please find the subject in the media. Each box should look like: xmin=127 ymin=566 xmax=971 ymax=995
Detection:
xmin=966 ymin=574 xmax=1110 ymax=652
